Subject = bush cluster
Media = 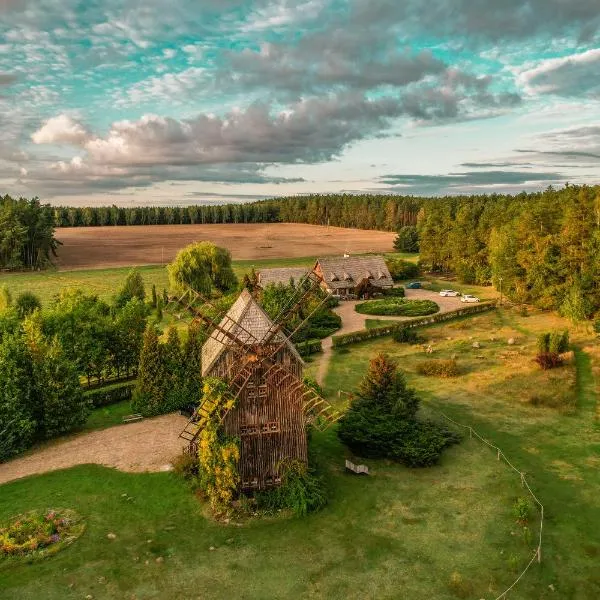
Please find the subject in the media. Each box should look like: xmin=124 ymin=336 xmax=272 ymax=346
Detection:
xmin=296 ymin=339 xmax=323 ymax=356
xmin=382 ymin=286 xmax=405 ymax=298
xmin=392 ymin=327 xmax=420 ymax=344
xmin=337 ymin=354 xmax=460 ymax=468
xmin=535 ymin=330 xmax=569 ymax=370
xmin=386 ymin=256 xmax=420 ymax=280
xmin=416 ymin=359 xmax=460 ymax=378
xmin=255 ymin=459 xmax=327 ymax=517
xmin=355 ymin=298 xmax=439 ymax=317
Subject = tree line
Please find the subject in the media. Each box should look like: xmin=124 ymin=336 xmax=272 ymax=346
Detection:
xmin=49 ymin=194 xmax=421 ymax=231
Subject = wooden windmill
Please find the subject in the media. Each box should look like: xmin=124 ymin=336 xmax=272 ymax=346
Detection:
xmin=166 ymin=271 xmax=341 ymax=491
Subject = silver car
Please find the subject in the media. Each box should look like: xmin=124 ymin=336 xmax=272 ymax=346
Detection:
xmin=439 ymin=289 xmax=460 ymax=297
xmin=460 ymin=294 xmax=480 ymax=303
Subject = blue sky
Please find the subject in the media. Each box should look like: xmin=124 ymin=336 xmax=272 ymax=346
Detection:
xmin=0 ymin=0 xmax=599 ymax=206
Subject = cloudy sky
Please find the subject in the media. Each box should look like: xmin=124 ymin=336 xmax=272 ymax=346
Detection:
xmin=1 ymin=0 xmax=599 ymax=206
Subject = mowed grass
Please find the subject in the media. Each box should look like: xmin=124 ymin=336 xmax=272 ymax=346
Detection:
xmin=0 ymin=430 xmax=532 ymax=600
xmin=0 ymin=253 xmax=413 ymax=306
xmin=321 ymin=307 xmax=600 ymax=599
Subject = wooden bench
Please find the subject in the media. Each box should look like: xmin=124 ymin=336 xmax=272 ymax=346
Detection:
xmin=122 ymin=414 xmax=144 ymax=423
xmin=345 ymin=459 xmax=369 ymax=475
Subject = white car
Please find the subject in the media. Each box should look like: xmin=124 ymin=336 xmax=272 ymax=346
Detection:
xmin=439 ymin=289 xmax=460 ymax=297
xmin=461 ymin=294 xmax=480 ymax=303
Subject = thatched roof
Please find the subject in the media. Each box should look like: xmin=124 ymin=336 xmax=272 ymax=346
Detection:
xmin=201 ymin=289 xmax=303 ymax=376
xmin=258 ymin=267 xmax=309 ymax=287
xmin=316 ymin=255 xmax=393 ymax=290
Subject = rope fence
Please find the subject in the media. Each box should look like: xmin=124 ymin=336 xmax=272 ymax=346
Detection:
xmin=435 ymin=411 xmax=544 ymax=600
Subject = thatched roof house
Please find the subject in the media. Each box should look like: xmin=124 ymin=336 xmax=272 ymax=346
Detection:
xmin=314 ymin=255 xmax=393 ymax=296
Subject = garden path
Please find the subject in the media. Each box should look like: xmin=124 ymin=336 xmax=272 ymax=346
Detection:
xmin=315 ymin=290 xmax=463 ymax=385
xmin=0 ymin=413 xmax=188 ymax=485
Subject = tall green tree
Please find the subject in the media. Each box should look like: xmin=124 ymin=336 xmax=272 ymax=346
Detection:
xmin=168 ymin=242 xmax=237 ymax=294
xmin=0 ymin=333 xmax=37 ymax=461
xmin=133 ymin=325 xmax=165 ymax=416
xmin=393 ymin=225 xmax=419 ymax=253
xmin=115 ymin=268 xmax=146 ymax=308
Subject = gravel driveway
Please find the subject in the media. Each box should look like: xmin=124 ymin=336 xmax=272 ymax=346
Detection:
xmin=0 ymin=413 xmax=189 ymax=486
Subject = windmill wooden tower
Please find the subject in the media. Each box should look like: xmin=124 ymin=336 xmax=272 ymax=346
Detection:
xmin=167 ymin=271 xmax=341 ymax=492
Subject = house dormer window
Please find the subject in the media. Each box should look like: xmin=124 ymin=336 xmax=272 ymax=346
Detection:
xmin=343 ymin=272 xmax=352 ymax=281
xmin=365 ymin=271 xmax=373 ymax=279
xmin=329 ymin=272 xmax=338 ymax=281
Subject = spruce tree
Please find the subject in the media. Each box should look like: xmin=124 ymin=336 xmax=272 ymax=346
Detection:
xmin=151 ymin=284 xmax=158 ymax=308
xmin=338 ymin=353 xmax=458 ymax=466
xmin=182 ymin=322 xmax=204 ymax=404
xmin=163 ymin=326 xmax=184 ymax=411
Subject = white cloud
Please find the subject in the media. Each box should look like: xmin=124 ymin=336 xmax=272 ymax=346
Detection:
xmin=31 ymin=114 xmax=91 ymax=145
xmin=517 ymin=48 xmax=600 ymax=96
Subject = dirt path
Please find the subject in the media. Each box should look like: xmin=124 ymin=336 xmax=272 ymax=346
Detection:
xmin=54 ymin=223 xmax=396 ymax=270
xmin=0 ymin=414 xmax=189 ymax=486
xmin=315 ymin=290 xmax=464 ymax=384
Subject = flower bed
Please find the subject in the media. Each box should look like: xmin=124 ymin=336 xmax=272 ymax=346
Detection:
xmin=355 ymin=298 xmax=439 ymax=317
xmin=0 ymin=509 xmax=85 ymax=561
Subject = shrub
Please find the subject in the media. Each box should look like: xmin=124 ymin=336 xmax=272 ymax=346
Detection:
xmin=255 ymin=459 xmax=327 ymax=517
xmin=535 ymin=352 xmax=563 ymax=370
xmin=416 ymin=359 xmax=460 ymax=377
xmin=337 ymin=354 xmax=460 ymax=467
xmin=355 ymin=298 xmax=439 ymax=317
xmin=296 ymin=339 xmax=322 ymax=356
xmin=14 ymin=292 xmax=41 ymax=318
xmin=85 ymin=381 xmax=135 ymax=408
xmin=538 ymin=330 xmax=569 ymax=355
xmin=172 ymin=451 xmax=200 ymax=481
xmin=383 ymin=286 xmax=405 ymax=298
xmin=392 ymin=327 xmax=419 ymax=344
xmin=513 ymin=497 xmax=530 ymax=525
xmin=386 ymin=257 xmax=420 ymax=281
xmin=537 ymin=333 xmax=551 ymax=355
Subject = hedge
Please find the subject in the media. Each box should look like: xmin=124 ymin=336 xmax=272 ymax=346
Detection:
xmin=355 ymin=298 xmax=439 ymax=317
xmin=85 ymin=381 xmax=136 ymax=407
xmin=296 ymin=339 xmax=323 ymax=356
xmin=332 ymin=302 xmax=496 ymax=348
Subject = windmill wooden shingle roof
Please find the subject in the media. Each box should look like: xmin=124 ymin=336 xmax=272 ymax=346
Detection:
xmin=314 ymin=255 xmax=393 ymax=292
xmin=201 ymin=289 xmax=303 ymax=376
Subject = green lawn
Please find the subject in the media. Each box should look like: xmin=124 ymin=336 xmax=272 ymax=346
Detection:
xmin=0 ymin=429 xmax=532 ymax=600
xmin=322 ymin=307 xmax=600 ymax=599
xmin=82 ymin=400 xmax=134 ymax=432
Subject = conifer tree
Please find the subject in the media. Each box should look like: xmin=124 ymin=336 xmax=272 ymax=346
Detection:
xmin=163 ymin=326 xmax=184 ymax=411
xmin=115 ymin=268 xmax=146 ymax=308
xmin=151 ymin=284 xmax=157 ymax=308
xmin=181 ymin=322 xmax=204 ymax=403
xmin=133 ymin=325 xmax=165 ymax=416
xmin=0 ymin=285 xmax=12 ymax=311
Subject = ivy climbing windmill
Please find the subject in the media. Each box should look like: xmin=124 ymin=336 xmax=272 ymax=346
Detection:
xmin=165 ymin=269 xmax=342 ymax=491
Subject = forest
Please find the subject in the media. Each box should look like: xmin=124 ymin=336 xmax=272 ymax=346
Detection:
xmin=0 ymin=195 xmax=59 ymax=270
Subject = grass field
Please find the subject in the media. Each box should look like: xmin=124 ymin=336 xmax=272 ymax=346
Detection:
xmin=0 ymin=428 xmax=533 ymax=600
xmin=321 ymin=307 xmax=600 ymax=599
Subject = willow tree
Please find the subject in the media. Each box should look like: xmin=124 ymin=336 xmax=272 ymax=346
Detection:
xmin=168 ymin=241 xmax=237 ymax=294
